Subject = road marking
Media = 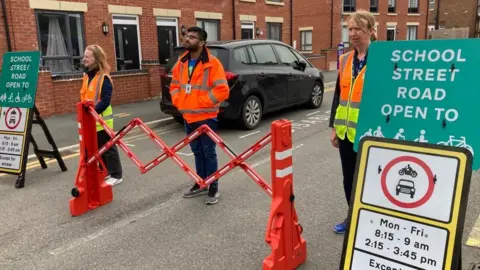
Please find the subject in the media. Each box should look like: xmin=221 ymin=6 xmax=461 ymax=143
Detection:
xmin=239 ymin=131 xmax=260 ymax=139
xmin=48 ymin=197 xmax=183 ymax=256
xmin=306 ymin=111 xmax=321 ymax=116
xmin=114 ymin=113 xmax=130 ymax=118
xmin=177 ymin=152 xmax=194 ymax=156
xmin=325 ymin=86 xmax=334 ymax=93
xmin=466 ymin=214 xmax=480 ymax=248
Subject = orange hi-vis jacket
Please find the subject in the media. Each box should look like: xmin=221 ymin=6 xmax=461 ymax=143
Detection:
xmin=169 ymin=48 xmax=229 ymax=123
xmin=80 ymin=72 xmax=114 ymax=131
xmin=333 ymin=50 xmax=366 ymax=142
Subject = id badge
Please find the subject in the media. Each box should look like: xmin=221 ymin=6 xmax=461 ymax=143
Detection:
xmin=185 ymin=84 xmax=192 ymax=94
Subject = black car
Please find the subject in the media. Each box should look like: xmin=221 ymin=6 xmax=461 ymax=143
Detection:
xmin=160 ymin=39 xmax=325 ymax=130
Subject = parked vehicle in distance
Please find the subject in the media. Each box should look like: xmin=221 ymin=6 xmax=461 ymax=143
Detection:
xmin=160 ymin=39 xmax=325 ymax=130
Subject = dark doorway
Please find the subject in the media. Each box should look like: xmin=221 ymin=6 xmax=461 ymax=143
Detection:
xmin=241 ymin=28 xmax=254 ymax=39
xmin=157 ymin=26 xmax=177 ymax=65
xmin=114 ymin=24 xmax=140 ymax=70
xmin=386 ymin=28 xmax=396 ymax=41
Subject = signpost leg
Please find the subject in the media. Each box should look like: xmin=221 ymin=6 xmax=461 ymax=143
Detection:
xmin=30 ymin=135 xmax=47 ymax=169
xmin=15 ymin=109 xmax=34 ymax=188
xmin=31 ymin=105 xmax=67 ymax=172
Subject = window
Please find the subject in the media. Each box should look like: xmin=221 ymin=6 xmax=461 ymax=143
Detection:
xmin=407 ymin=26 xmax=418 ymax=40
xmin=113 ymin=15 xmax=142 ymax=70
xmin=388 ymin=0 xmax=396 ymax=13
xmin=35 ymin=11 xmax=85 ymax=74
xmin=197 ymin=19 xmax=220 ymax=41
xmin=250 ymin=44 xmax=278 ymax=65
xmin=387 ymin=26 xmax=396 ymax=41
xmin=273 ymin=45 xmax=298 ymax=65
xmin=429 ymin=0 xmax=435 ymax=10
xmin=267 ymin=23 xmax=282 ymax=41
xmin=241 ymin=22 xmax=255 ymax=39
xmin=343 ymin=0 xmax=355 ymax=12
xmin=370 ymin=0 xmax=378 ymax=13
xmin=408 ymin=0 xmax=419 ymax=13
xmin=300 ymin=30 xmax=312 ymax=51
xmin=233 ymin=47 xmax=250 ymax=64
xmin=342 ymin=25 xmax=350 ymax=46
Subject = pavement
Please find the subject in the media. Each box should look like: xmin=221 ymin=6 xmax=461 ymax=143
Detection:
xmin=1 ymin=70 xmax=479 ymax=269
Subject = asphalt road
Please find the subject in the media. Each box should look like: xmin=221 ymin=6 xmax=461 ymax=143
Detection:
xmin=1 ymin=85 xmax=479 ymax=269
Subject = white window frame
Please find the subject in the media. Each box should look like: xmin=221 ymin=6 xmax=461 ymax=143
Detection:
xmin=156 ymin=17 xmax=180 ymax=48
xmin=112 ymin=14 xmax=142 ymax=70
xmin=241 ymin=21 xmax=255 ymax=39
xmin=342 ymin=24 xmax=350 ymax=47
xmin=406 ymin=25 xmax=418 ymax=40
xmin=387 ymin=25 xmax=396 ymax=40
xmin=429 ymin=0 xmax=435 ymax=10
xmin=300 ymin=30 xmax=312 ymax=51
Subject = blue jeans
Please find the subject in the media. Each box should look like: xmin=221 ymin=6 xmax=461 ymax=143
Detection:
xmin=185 ymin=118 xmax=219 ymax=192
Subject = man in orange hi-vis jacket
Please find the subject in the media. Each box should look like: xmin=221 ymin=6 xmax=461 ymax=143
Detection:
xmin=169 ymin=26 xmax=229 ymax=205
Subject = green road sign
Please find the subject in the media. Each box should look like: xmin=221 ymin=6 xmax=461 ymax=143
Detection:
xmin=354 ymin=38 xmax=480 ymax=169
xmin=0 ymin=51 xmax=41 ymax=109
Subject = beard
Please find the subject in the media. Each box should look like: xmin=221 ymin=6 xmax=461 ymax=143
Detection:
xmin=185 ymin=43 xmax=199 ymax=51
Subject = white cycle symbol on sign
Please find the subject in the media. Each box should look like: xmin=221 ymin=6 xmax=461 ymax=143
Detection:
xmin=437 ymin=136 xmax=474 ymax=156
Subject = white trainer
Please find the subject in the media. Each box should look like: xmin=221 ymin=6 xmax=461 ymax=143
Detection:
xmin=106 ymin=177 xmax=123 ymax=186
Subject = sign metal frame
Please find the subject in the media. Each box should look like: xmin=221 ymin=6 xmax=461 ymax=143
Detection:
xmin=340 ymin=136 xmax=472 ymax=270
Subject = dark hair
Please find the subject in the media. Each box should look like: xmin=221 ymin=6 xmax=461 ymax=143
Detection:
xmin=187 ymin=26 xmax=208 ymax=41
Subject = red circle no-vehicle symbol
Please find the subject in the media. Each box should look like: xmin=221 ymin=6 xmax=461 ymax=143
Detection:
xmin=4 ymin=107 xmax=22 ymax=130
xmin=381 ymin=155 xmax=435 ymax=209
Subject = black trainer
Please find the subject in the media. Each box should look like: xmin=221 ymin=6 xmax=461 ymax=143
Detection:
xmin=183 ymin=184 xmax=208 ymax=198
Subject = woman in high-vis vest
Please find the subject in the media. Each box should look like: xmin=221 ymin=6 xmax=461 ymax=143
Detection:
xmin=328 ymin=10 xmax=377 ymax=234
xmin=80 ymin=45 xmax=123 ymax=186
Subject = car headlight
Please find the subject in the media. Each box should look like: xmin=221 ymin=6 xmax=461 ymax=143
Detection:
xmin=412 ymin=188 xmax=415 ymax=192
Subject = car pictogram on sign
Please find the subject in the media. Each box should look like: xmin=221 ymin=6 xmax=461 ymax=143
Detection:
xmin=396 ymin=179 xmax=415 ymax=199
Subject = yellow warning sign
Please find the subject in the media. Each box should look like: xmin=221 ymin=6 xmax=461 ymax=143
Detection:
xmin=340 ymin=137 xmax=472 ymax=270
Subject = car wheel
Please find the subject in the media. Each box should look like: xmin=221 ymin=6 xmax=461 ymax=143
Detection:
xmin=307 ymin=82 xmax=324 ymax=109
xmin=173 ymin=116 xmax=184 ymax=125
xmin=240 ymin=95 xmax=262 ymax=130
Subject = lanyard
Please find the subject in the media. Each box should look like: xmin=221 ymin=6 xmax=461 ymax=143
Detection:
xmin=188 ymin=57 xmax=201 ymax=84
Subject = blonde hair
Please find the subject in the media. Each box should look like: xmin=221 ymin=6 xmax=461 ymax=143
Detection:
xmin=348 ymin=10 xmax=377 ymax=41
xmin=86 ymin=44 xmax=110 ymax=74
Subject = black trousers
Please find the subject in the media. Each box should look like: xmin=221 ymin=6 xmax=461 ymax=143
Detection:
xmin=338 ymin=138 xmax=357 ymax=206
xmin=97 ymin=130 xmax=123 ymax=179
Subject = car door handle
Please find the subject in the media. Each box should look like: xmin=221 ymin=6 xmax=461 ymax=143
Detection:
xmin=288 ymin=73 xmax=292 ymax=76
xmin=258 ymin=73 xmax=265 ymax=77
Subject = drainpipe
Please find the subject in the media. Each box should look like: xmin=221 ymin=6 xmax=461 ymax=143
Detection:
xmin=330 ymin=0 xmax=334 ymax=48
xmin=435 ymin=0 xmax=441 ymax=30
xmin=1 ymin=0 xmax=12 ymax=51
xmin=290 ymin=0 xmax=293 ymax=46
xmin=425 ymin=0 xmax=430 ymax=39
xmin=232 ymin=0 xmax=236 ymax=39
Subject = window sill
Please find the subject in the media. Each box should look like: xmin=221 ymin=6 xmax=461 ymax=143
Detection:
xmin=407 ymin=13 xmax=421 ymax=16
xmin=265 ymin=1 xmax=285 ymax=6
xmin=239 ymin=0 xmax=256 ymax=2
xmin=342 ymin=12 xmax=355 ymax=15
xmin=299 ymin=51 xmax=313 ymax=54
xmin=387 ymin=13 xmax=398 ymax=16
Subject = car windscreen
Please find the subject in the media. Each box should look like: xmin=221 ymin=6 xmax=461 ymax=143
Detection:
xmin=399 ymin=180 xmax=414 ymax=187
xmin=165 ymin=47 xmax=229 ymax=74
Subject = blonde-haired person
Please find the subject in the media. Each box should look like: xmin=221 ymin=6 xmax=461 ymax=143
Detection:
xmin=328 ymin=10 xmax=376 ymax=233
xmin=80 ymin=45 xmax=123 ymax=186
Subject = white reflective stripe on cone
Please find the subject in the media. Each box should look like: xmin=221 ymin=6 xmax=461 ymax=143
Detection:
xmin=78 ymin=122 xmax=81 ymax=128
xmin=276 ymin=166 xmax=293 ymax=178
xmin=275 ymin=149 xmax=292 ymax=160
xmin=79 ymin=135 xmax=82 ymax=141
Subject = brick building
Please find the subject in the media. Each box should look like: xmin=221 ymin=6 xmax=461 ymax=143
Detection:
xmin=427 ymin=0 xmax=480 ymax=37
xmin=294 ymin=0 xmax=429 ymax=69
xmin=0 ymin=0 xmax=292 ymax=117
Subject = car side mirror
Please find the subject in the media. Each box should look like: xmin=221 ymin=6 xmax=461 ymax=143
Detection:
xmin=296 ymin=60 xmax=307 ymax=71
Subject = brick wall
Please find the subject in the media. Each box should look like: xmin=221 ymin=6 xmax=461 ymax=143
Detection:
xmin=428 ymin=0 xmax=477 ymax=37
xmin=1 ymin=0 xmax=291 ymax=117
xmin=293 ymin=0 xmax=342 ymax=54
xmin=342 ymin=0 xmax=429 ymax=41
